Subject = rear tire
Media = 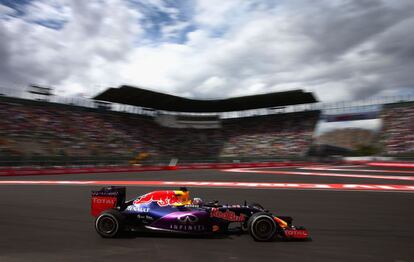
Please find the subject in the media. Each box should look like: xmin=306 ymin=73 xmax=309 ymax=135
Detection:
xmin=95 ymin=209 xmax=124 ymax=238
xmin=248 ymin=212 xmax=278 ymax=241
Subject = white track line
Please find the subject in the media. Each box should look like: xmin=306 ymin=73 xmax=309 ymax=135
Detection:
xmin=223 ymin=168 xmax=414 ymax=181
xmin=299 ymin=167 xmax=414 ymax=174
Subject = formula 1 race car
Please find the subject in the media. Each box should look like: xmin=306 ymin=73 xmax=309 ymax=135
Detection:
xmin=91 ymin=186 xmax=310 ymax=242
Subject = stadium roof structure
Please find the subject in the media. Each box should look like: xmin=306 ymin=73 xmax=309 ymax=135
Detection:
xmin=94 ymin=85 xmax=318 ymax=113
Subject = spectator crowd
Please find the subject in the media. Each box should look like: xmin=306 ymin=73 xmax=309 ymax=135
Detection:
xmin=0 ymin=98 xmax=319 ymax=161
xmin=381 ymin=102 xmax=414 ymax=155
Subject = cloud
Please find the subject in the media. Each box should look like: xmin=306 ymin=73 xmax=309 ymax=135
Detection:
xmin=0 ymin=3 xmax=17 ymax=18
xmin=0 ymin=0 xmax=143 ymax=95
xmin=0 ymin=0 xmax=413 ymax=102
xmin=20 ymin=0 xmax=70 ymax=29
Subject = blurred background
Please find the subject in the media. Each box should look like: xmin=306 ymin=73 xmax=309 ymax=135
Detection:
xmin=0 ymin=84 xmax=413 ymax=167
xmin=1 ymin=0 xmax=414 ymax=168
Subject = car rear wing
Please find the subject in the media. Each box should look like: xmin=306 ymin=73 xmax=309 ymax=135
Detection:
xmin=91 ymin=186 xmax=126 ymax=217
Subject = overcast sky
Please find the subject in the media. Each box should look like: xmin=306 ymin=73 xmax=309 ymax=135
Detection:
xmin=0 ymin=0 xmax=413 ymax=103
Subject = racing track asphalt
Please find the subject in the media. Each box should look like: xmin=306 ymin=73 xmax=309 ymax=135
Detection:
xmin=0 ymin=166 xmax=413 ymax=262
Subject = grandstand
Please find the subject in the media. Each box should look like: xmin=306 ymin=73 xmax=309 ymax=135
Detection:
xmin=1 ymin=84 xmax=414 ymax=166
xmin=380 ymin=101 xmax=414 ymax=156
xmin=0 ymin=86 xmax=319 ymax=166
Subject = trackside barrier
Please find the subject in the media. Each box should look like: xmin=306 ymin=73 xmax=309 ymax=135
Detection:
xmin=0 ymin=162 xmax=306 ymax=177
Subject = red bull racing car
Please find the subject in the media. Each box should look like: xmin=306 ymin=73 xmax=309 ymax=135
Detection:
xmin=91 ymin=186 xmax=310 ymax=242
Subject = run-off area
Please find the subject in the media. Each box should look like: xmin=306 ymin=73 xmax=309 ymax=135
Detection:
xmin=0 ymin=165 xmax=413 ymax=261
xmin=0 ymin=165 xmax=413 ymax=193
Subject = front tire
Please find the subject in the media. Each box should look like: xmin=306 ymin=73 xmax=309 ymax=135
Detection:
xmin=95 ymin=209 xmax=124 ymax=238
xmin=248 ymin=212 xmax=278 ymax=241
xmin=241 ymin=203 xmax=265 ymax=232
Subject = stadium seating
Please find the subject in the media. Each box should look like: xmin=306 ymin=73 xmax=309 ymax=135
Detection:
xmin=381 ymin=102 xmax=414 ymax=155
xmin=221 ymin=113 xmax=318 ymax=157
xmin=0 ymin=98 xmax=319 ymax=164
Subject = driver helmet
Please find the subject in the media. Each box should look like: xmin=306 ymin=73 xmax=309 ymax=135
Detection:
xmin=175 ymin=190 xmax=191 ymax=205
xmin=192 ymin=197 xmax=204 ymax=206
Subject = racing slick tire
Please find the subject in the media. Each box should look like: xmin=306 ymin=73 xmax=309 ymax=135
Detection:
xmin=95 ymin=209 xmax=125 ymax=238
xmin=241 ymin=203 xmax=265 ymax=231
xmin=248 ymin=212 xmax=278 ymax=242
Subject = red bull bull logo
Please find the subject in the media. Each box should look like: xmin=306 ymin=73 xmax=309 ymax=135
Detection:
xmin=133 ymin=191 xmax=180 ymax=207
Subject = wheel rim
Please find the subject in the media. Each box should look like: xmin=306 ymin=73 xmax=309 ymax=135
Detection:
xmin=98 ymin=216 xmax=117 ymax=234
xmin=253 ymin=218 xmax=275 ymax=240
